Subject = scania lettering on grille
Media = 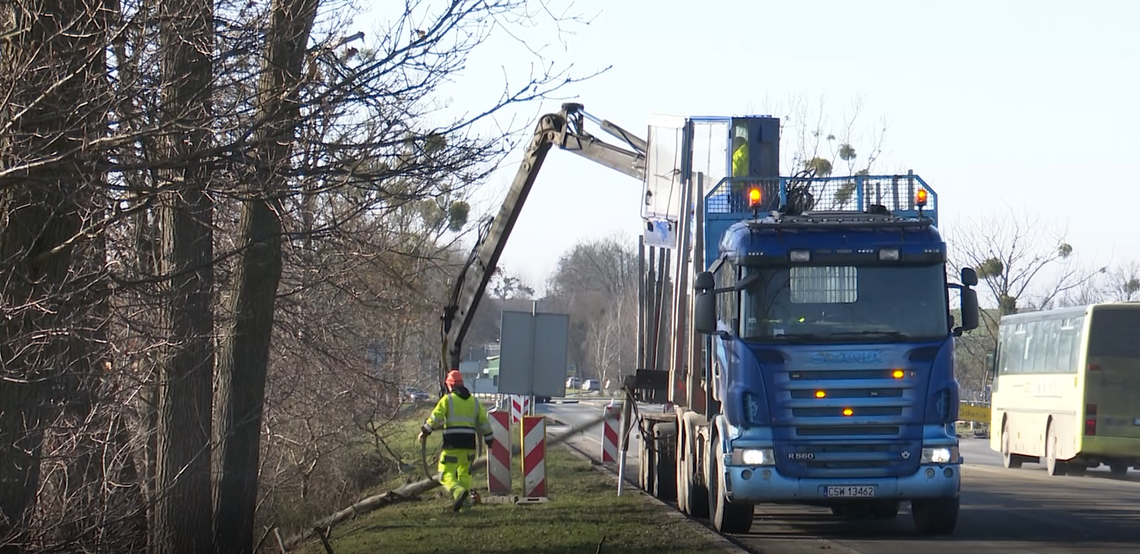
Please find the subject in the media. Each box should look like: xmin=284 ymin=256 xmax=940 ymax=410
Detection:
xmin=811 ymin=350 xmax=883 ymax=364
xmin=788 ymin=452 xmax=815 ymax=460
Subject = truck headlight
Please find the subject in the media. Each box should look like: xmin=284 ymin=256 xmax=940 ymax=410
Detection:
xmin=737 ymin=448 xmax=775 ymax=466
xmin=921 ymin=446 xmax=958 ymax=464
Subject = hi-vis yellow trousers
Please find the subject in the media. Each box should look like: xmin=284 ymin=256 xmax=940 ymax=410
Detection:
xmin=439 ymin=448 xmax=476 ymax=500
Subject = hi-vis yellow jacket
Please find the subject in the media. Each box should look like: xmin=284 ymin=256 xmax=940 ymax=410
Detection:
xmin=422 ymin=387 xmax=493 ymax=450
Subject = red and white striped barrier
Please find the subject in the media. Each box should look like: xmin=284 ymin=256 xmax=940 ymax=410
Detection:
xmin=487 ymin=410 xmax=512 ymax=495
xmin=510 ymin=394 xmax=530 ymax=424
xmin=521 ymin=415 xmax=546 ymax=498
xmin=600 ymin=401 xmax=621 ymax=463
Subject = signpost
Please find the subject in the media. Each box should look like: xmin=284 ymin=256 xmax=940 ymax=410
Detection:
xmin=498 ymin=305 xmax=569 ymax=414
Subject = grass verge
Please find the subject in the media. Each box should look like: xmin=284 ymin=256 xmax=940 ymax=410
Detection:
xmin=297 ymin=437 xmax=730 ymax=553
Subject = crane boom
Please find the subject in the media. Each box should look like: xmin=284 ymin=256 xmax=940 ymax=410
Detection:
xmin=439 ymin=103 xmax=646 ymax=393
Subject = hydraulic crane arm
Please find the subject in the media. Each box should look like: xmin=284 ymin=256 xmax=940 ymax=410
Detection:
xmin=439 ymin=103 xmax=646 ymax=393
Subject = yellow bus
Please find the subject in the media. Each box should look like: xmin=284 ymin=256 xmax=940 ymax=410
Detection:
xmin=988 ymin=302 xmax=1140 ymax=476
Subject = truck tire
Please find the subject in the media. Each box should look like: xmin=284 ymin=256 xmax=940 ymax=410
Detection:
xmin=676 ymin=429 xmax=689 ymax=514
xmin=678 ymin=429 xmax=709 ymax=518
xmin=653 ymin=446 xmax=677 ymax=502
xmin=911 ymin=497 xmax=959 ymax=535
xmin=708 ymin=435 xmax=753 ymax=534
xmin=638 ymin=429 xmax=652 ymax=491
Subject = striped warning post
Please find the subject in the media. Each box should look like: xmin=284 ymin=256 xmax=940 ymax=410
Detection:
xmin=521 ymin=415 xmax=546 ymax=498
xmin=510 ymin=394 xmax=530 ymax=424
xmin=600 ymin=402 xmax=621 ymax=463
xmin=487 ymin=410 xmax=512 ymax=495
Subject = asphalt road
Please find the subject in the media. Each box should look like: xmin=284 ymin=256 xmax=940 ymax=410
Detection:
xmin=539 ymin=401 xmax=1140 ymax=554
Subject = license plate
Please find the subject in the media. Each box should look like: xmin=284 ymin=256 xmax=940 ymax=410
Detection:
xmin=824 ymin=485 xmax=876 ymax=498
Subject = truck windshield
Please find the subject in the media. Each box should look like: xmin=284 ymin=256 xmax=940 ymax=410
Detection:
xmin=739 ymin=264 xmax=948 ymax=342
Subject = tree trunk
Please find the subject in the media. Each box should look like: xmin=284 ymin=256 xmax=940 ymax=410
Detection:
xmin=151 ymin=0 xmax=216 ymax=550
xmin=212 ymin=0 xmax=319 ymax=552
xmin=0 ymin=0 xmax=110 ymax=549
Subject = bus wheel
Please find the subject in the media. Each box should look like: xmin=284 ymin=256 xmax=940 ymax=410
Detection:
xmin=1109 ymin=462 xmax=1129 ymax=476
xmin=1001 ymin=420 xmax=1021 ymax=469
xmin=1045 ymin=423 xmax=1065 ymax=476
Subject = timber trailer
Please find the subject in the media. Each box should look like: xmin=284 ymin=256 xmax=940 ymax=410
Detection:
xmin=438 ymin=104 xmax=981 ymax=536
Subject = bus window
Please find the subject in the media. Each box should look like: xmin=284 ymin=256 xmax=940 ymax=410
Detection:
xmin=1089 ymin=309 xmax=1140 ymax=358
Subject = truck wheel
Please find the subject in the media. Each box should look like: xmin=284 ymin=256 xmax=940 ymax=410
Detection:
xmin=707 ymin=437 xmax=753 ymax=534
xmin=911 ymin=497 xmax=959 ymax=535
xmin=1045 ymin=423 xmax=1065 ymax=476
xmin=638 ymin=431 xmax=652 ymax=490
xmin=1001 ymin=419 xmax=1021 ymax=469
xmin=674 ymin=430 xmax=702 ymax=517
xmin=654 ymin=444 xmax=677 ymax=502
xmin=676 ymin=429 xmax=689 ymax=513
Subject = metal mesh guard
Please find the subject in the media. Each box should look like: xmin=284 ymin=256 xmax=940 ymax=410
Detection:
xmin=706 ymin=175 xmax=936 ymax=217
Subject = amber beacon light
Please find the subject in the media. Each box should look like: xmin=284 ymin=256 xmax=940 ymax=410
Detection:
xmin=915 ymin=188 xmax=928 ymax=207
xmin=748 ymin=187 xmax=762 ymax=206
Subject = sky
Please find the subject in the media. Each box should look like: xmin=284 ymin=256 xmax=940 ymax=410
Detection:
xmin=358 ymin=0 xmax=1140 ymax=297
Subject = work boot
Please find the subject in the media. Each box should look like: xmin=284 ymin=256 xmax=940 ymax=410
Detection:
xmin=452 ymin=489 xmax=469 ymax=512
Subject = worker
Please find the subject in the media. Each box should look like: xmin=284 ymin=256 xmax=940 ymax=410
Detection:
xmin=732 ymin=135 xmax=749 ymax=178
xmin=418 ymin=370 xmax=493 ymax=511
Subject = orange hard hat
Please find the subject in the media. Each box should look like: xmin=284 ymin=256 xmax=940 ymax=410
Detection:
xmin=445 ymin=370 xmax=463 ymax=388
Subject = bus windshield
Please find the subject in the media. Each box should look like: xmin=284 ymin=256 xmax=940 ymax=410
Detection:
xmin=739 ymin=264 xmax=948 ymax=342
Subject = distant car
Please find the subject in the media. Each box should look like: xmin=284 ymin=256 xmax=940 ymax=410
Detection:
xmin=566 ymin=377 xmax=582 ymax=389
xmin=404 ymin=388 xmax=431 ymax=403
xmin=581 ymin=379 xmax=601 ymax=392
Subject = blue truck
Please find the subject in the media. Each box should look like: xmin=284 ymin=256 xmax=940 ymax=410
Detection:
xmin=437 ymin=104 xmax=980 ymax=536
xmin=627 ymin=113 xmax=980 ymax=536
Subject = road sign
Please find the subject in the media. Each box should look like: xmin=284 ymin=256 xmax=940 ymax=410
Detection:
xmin=498 ymin=310 xmax=569 ymax=398
xmin=958 ymin=403 xmax=991 ymax=424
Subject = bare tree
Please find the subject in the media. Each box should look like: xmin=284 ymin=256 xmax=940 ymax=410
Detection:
xmin=949 ymin=208 xmax=1103 ymax=392
xmin=0 ymin=0 xmax=112 ymax=550
xmin=151 ymin=0 xmax=218 ymax=550
xmin=211 ymin=0 xmax=319 ymax=551
xmin=1103 ymin=261 xmax=1140 ymax=302
xmin=545 ymin=235 xmax=638 ymax=379
xmin=760 ymin=94 xmax=888 ymax=179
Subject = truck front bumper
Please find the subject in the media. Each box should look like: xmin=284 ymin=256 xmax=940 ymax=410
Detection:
xmin=725 ymin=464 xmax=960 ymax=502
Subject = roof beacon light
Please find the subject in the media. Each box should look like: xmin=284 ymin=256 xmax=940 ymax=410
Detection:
xmin=748 ymin=187 xmax=762 ymax=206
xmin=842 ymin=408 xmax=854 ymax=417
xmin=915 ymin=188 xmax=929 ymax=208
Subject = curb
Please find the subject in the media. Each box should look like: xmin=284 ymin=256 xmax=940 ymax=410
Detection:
xmin=556 ymin=437 xmax=752 ymax=554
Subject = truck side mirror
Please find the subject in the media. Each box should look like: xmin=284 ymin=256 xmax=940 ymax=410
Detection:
xmin=694 ymin=271 xmax=717 ymax=335
xmin=694 ymin=271 xmax=715 ymax=291
xmin=961 ymin=267 xmax=978 ymax=287
xmin=960 ymin=287 xmax=979 ymax=332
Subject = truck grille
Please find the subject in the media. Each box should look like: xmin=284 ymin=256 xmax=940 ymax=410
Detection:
xmin=777 ymin=441 xmax=922 ymax=478
xmin=772 ymin=364 xmax=921 ymax=477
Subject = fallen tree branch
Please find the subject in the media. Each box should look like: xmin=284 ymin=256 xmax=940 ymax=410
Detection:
xmin=283 ymin=412 xmax=607 ymax=549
